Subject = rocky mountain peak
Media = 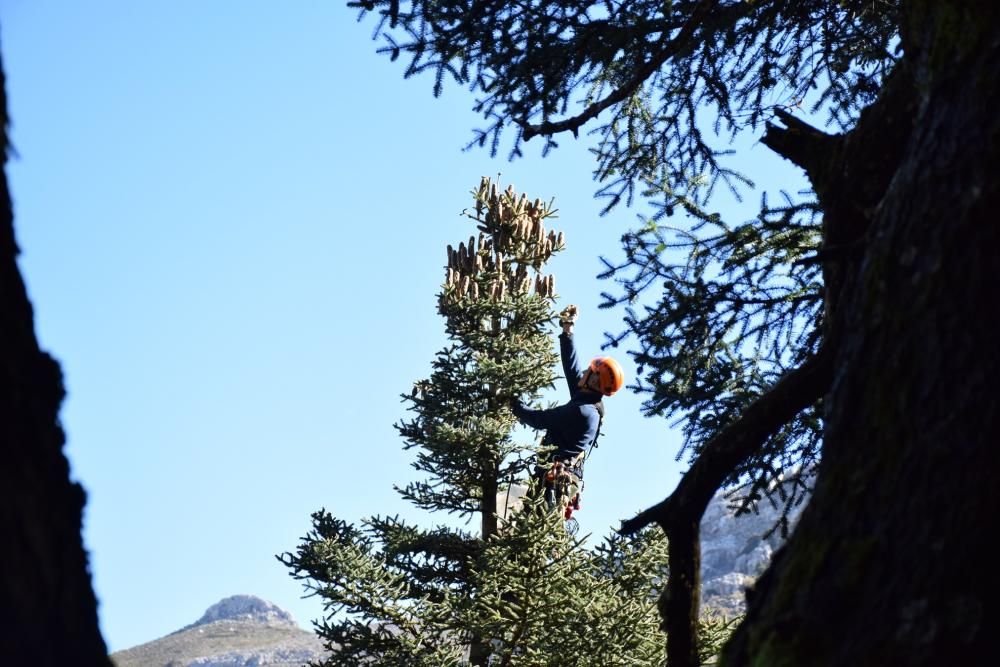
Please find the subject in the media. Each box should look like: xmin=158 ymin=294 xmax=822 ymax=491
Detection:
xmin=191 ymin=595 xmax=297 ymax=629
xmin=112 ymin=596 xmax=326 ymax=667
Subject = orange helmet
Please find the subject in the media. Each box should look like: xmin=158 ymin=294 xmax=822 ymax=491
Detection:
xmin=588 ymin=357 xmax=624 ymax=396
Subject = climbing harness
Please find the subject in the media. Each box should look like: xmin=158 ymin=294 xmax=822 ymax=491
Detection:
xmin=545 ymin=402 xmax=604 ymax=534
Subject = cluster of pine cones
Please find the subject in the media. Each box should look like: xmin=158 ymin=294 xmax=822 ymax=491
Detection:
xmin=442 ymin=177 xmax=564 ymax=305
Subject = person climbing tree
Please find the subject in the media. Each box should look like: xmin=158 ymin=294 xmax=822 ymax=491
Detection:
xmin=282 ymin=179 xmax=694 ymax=665
xmin=511 ymin=304 xmax=624 ymax=517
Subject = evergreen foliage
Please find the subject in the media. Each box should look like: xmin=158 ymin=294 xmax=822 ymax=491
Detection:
xmin=347 ymin=0 xmax=899 ymax=527
xmin=600 ymin=197 xmax=825 ymax=521
xmin=347 ymin=0 xmax=897 ymax=208
xmin=281 ymin=180 xmax=715 ymax=665
xmin=343 ymin=2 xmax=908 ymax=663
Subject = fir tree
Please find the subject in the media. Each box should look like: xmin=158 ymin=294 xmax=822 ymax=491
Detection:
xmin=342 ymin=2 xmax=1000 ymax=666
xmin=281 ymin=179 xmax=696 ymax=665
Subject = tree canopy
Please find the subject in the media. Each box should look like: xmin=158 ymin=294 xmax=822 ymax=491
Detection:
xmin=345 ymin=1 xmax=998 ymax=665
xmin=352 ymin=0 xmax=897 ymax=207
xmin=348 ymin=0 xmax=899 ymax=515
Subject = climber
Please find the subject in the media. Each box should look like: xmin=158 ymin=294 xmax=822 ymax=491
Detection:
xmin=510 ymin=304 xmax=624 ymax=515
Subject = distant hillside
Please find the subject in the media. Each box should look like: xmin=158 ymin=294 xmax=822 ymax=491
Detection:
xmin=110 ymin=595 xmax=328 ymax=667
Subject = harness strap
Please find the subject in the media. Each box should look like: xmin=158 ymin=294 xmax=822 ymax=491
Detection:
xmin=589 ymin=400 xmax=605 ymax=454
xmin=572 ymin=402 xmax=604 ymax=510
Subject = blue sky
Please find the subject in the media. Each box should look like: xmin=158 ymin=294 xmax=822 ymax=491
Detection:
xmin=1 ymin=1 xmax=808 ymax=652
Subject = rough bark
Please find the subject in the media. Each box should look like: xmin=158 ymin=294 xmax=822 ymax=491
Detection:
xmin=0 ymin=49 xmax=110 ymax=664
xmin=722 ymin=3 xmax=1000 ymax=664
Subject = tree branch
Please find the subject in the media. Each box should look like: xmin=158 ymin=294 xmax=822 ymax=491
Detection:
xmin=761 ymin=109 xmax=839 ymax=189
xmin=621 ymin=344 xmax=834 ymax=667
xmin=620 ymin=343 xmax=834 ymax=535
xmin=519 ymin=0 xmax=720 ymax=141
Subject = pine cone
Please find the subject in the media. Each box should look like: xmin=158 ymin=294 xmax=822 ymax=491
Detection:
xmin=559 ymin=304 xmax=578 ymax=326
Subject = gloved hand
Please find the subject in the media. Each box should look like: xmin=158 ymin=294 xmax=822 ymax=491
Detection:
xmin=559 ymin=304 xmax=578 ymax=334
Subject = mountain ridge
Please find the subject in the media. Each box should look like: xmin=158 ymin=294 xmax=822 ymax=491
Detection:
xmin=110 ymin=595 xmax=328 ymax=667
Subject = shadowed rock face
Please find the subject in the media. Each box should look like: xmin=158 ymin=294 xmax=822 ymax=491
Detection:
xmin=111 ymin=595 xmax=329 ymax=667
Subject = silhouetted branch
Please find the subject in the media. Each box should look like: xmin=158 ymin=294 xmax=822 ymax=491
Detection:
xmin=620 ymin=344 xmax=834 ymax=667
xmin=761 ymin=109 xmax=839 ymax=184
xmin=520 ymin=0 xmax=720 ymax=141
xmin=620 ymin=344 xmax=834 ymax=536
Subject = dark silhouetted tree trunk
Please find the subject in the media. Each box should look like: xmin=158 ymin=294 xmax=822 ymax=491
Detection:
xmin=722 ymin=3 xmax=999 ymax=664
xmin=0 ymin=47 xmax=110 ymax=665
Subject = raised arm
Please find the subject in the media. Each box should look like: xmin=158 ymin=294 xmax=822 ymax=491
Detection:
xmin=560 ymin=333 xmax=584 ymax=393
xmin=558 ymin=305 xmax=583 ymax=393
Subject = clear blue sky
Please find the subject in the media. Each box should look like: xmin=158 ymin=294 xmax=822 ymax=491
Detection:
xmin=1 ymin=1 xmax=808 ymax=652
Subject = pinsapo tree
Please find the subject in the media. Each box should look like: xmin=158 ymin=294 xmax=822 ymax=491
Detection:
xmin=345 ymin=1 xmax=999 ymax=664
xmin=281 ymin=179 xmax=720 ymax=665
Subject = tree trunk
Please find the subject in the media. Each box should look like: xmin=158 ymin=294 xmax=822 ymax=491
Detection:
xmin=722 ymin=3 xmax=999 ymax=664
xmin=0 ymin=51 xmax=110 ymax=664
xmin=482 ymin=473 xmax=499 ymax=541
xmin=469 ymin=468 xmax=500 ymax=666
xmin=662 ymin=518 xmax=700 ymax=667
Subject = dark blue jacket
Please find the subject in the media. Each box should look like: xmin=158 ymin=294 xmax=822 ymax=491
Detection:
xmin=512 ymin=333 xmax=603 ymax=475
